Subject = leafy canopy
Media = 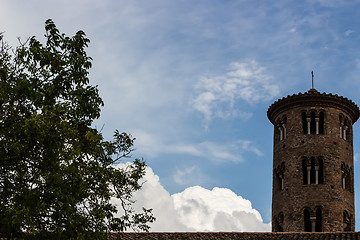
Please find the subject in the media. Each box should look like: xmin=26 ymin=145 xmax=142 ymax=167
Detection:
xmin=0 ymin=19 xmax=154 ymax=239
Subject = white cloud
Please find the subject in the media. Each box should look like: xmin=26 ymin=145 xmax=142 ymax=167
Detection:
xmin=196 ymin=140 xmax=263 ymax=163
xmin=345 ymin=30 xmax=354 ymax=36
xmin=173 ymin=166 xmax=197 ymax=185
xmin=133 ymin=130 xmax=262 ymax=164
xmin=172 ymin=166 xmax=208 ymax=186
xmin=314 ymin=0 xmax=350 ymax=8
xmin=113 ymin=163 xmax=190 ymax=231
xmin=192 ymin=60 xmax=280 ymax=123
xmin=355 ymin=152 xmax=359 ymax=162
xmin=172 ymin=186 xmax=270 ymax=232
xmin=113 ymin=163 xmax=270 ymax=232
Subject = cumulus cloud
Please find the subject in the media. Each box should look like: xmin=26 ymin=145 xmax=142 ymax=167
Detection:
xmin=113 ymin=163 xmax=270 ymax=232
xmin=133 ymin=130 xmax=262 ymax=163
xmin=112 ymin=163 xmax=189 ymax=231
xmin=192 ymin=60 xmax=280 ymax=123
xmin=172 ymin=186 xmax=270 ymax=232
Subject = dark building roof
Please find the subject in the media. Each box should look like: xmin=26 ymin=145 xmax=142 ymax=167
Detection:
xmin=267 ymin=89 xmax=360 ymax=124
xmin=112 ymin=232 xmax=360 ymax=240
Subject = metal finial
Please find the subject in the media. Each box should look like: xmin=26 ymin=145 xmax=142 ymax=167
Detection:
xmin=311 ymin=71 xmax=314 ymax=89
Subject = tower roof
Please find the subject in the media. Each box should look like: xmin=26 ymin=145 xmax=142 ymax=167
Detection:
xmin=267 ymin=89 xmax=359 ymax=124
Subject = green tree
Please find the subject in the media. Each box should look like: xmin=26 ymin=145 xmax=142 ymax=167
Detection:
xmin=0 ymin=19 xmax=155 ymax=239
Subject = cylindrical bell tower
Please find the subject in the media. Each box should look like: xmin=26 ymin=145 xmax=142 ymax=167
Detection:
xmin=267 ymin=89 xmax=359 ymax=232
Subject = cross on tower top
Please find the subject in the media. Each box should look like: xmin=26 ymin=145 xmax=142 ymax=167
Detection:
xmin=311 ymin=71 xmax=314 ymax=89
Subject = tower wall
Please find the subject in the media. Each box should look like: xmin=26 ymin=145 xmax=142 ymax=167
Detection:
xmin=268 ymin=90 xmax=359 ymax=232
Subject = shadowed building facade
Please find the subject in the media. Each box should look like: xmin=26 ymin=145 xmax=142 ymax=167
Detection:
xmin=267 ymin=89 xmax=359 ymax=232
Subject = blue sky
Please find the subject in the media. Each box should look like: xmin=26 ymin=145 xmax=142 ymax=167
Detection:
xmin=2 ymin=0 xmax=360 ymax=231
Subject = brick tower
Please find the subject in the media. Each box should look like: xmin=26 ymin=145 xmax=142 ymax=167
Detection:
xmin=267 ymin=89 xmax=359 ymax=232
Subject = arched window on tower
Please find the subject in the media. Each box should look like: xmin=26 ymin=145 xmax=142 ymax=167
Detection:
xmin=278 ymin=212 xmax=284 ymax=232
xmin=302 ymin=112 xmax=307 ymax=134
xmin=275 ymin=162 xmax=285 ymax=191
xmin=282 ymin=116 xmax=287 ymax=140
xmin=302 ymin=158 xmax=308 ymax=184
xmin=339 ymin=114 xmax=344 ymax=138
xmin=318 ymin=157 xmax=324 ymax=184
xmin=343 ymin=210 xmax=352 ymax=231
xmin=310 ymin=157 xmax=316 ymax=184
xmin=302 ymin=111 xmax=324 ymax=135
xmin=315 ymin=208 xmax=322 ymax=232
xmin=304 ymin=209 xmax=311 ymax=232
xmin=273 ymin=213 xmax=284 ymax=232
xmin=347 ymin=167 xmax=352 ymax=191
xmin=341 ymin=162 xmax=352 ymax=192
xmin=273 ymin=215 xmax=279 ymax=232
xmin=310 ymin=111 xmax=316 ymax=134
xmin=348 ymin=120 xmax=353 ymax=142
xmin=339 ymin=114 xmax=349 ymax=140
xmin=276 ymin=116 xmax=287 ymax=141
xmin=304 ymin=208 xmax=322 ymax=232
xmin=345 ymin=119 xmax=349 ymax=140
xmin=303 ymin=157 xmax=323 ymax=185
xmin=276 ymin=120 xmax=282 ymax=141
xmin=319 ymin=111 xmax=324 ymax=134
xmin=341 ymin=162 xmax=346 ymax=189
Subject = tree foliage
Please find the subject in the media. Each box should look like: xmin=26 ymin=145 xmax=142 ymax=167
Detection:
xmin=0 ymin=19 xmax=154 ymax=239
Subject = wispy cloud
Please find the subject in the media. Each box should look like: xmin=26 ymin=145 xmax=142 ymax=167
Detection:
xmin=192 ymin=60 xmax=280 ymax=124
xmin=133 ymin=131 xmax=263 ymax=164
xmin=173 ymin=166 xmax=197 ymax=185
xmin=345 ymin=30 xmax=354 ymax=36
xmin=173 ymin=166 xmax=208 ymax=186
xmin=354 ymin=152 xmax=359 ymax=162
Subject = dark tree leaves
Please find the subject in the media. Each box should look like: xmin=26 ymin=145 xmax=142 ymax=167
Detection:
xmin=0 ymin=19 xmax=154 ymax=239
